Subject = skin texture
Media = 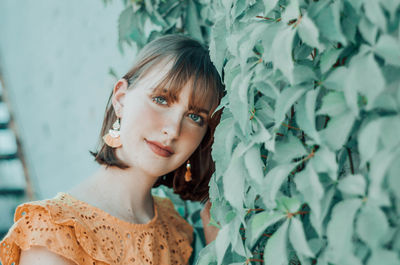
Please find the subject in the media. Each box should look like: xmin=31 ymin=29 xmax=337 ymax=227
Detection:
xmin=20 ymin=246 xmax=76 ymax=265
xmin=19 ymin=61 xmax=214 ymax=264
xmin=200 ymin=200 xmax=220 ymax=244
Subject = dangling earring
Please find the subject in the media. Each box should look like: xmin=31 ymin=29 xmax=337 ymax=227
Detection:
xmin=103 ymin=118 xmax=122 ymax=148
xmin=184 ymin=160 xmax=192 ymax=182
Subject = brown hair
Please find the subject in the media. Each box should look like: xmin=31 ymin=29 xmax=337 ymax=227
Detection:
xmin=91 ymin=35 xmax=224 ymax=202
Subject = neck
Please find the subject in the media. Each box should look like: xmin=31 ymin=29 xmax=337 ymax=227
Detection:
xmin=71 ymin=164 xmax=159 ymax=224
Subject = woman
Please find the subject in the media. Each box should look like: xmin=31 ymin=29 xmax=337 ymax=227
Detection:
xmin=0 ymin=34 xmax=223 ymax=265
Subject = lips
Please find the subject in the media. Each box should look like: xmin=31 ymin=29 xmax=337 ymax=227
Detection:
xmin=145 ymin=139 xmax=174 ymax=158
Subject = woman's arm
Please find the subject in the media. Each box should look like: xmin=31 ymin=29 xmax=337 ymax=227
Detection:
xmin=19 ymin=246 xmax=76 ymax=265
xmin=200 ymin=200 xmax=220 ymax=245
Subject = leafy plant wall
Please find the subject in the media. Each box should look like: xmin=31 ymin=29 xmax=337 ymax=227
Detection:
xmin=110 ymin=0 xmax=400 ymax=264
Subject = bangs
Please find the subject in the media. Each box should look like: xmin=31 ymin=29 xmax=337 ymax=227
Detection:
xmin=148 ymin=55 xmax=222 ymax=123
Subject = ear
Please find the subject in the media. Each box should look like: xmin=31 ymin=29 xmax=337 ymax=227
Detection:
xmin=112 ymin=79 xmax=129 ymax=118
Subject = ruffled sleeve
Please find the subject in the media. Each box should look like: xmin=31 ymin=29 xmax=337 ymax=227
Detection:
xmin=1 ymin=194 xmax=195 ymax=265
xmin=155 ymin=197 xmax=194 ymax=264
xmin=0 ymin=197 xmax=108 ymax=265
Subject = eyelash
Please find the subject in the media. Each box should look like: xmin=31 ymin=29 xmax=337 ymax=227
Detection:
xmin=152 ymin=96 xmax=168 ymax=105
xmin=151 ymin=96 xmax=205 ymax=126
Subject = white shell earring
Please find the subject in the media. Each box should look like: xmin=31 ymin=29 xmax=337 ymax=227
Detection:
xmin=103 ymin=118 xmax=122 ymax=148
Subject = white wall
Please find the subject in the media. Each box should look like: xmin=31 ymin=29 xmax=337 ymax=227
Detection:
xmin=0 ymin=0 xmax=137 ymax=199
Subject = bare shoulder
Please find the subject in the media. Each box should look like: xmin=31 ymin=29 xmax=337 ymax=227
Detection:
xmin=19 ymin=246 xmax=76 ymax=265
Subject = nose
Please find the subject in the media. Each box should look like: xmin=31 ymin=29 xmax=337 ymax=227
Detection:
xmin=161 ymin=110 xmax=183 ymax=141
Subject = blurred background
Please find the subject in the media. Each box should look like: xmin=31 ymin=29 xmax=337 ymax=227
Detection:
xmin=0 ymin=0 xmax=138 ymax=238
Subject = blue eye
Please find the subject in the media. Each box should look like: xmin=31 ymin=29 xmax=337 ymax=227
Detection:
xmin=188 ymin=113 xmax=204 ymax=125
xmin=152 ymin=96 xmax=168 ymax=105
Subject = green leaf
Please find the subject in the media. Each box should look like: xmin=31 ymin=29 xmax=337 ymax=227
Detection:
xmin=212 ymin=115 xmax=235 ymax=178
xmin=368 ymin=149 xmax=396 ymax=207
xmin=210 ymin=18 xmax=227 ymax=77
xmin=118 ymin=6 xmax=143 ymax=49
xmin=262 ymin=162 xmax=298 ymax=209
xmin=318 ymin=187 xmax=336 ymax=233
xmin=230 ymin=217 xmax=246 ymax=257
xmin=263 ymin=220 xmax=290 ymax=265
xmin=226 ymin=33 xmax=241 ymax=55
xmin=356 ymin=202 xmax=389 ymax=248
xmin=215 ymin=224 xmax=231 ymax=265
xmin=380 ymin=116 xmax=400 ymax=149
xmin=238 ymin=22 xmax=267 ymax=71
xmin=281 ymin=0 xmax=300 ymax=24
xmin=345 ymin=53 xmax=385 ymax=111
xmin=210 ymin=200 xmax=233 ymax=226
xmin=272 ymin=27 xmax=296 ymax=83
xmin=380 ymin=0 xmax=400 ymax=20
xmin=244 ymin=144 xmax=264 ymax=186
xmin=363 ymin=0 xmax=386 ymax=31
xmin=273 ymin=132 xmax=308 ymax=164
xmin=292 ymin=64 xmax=317 ymax=85
xmin=375 ymin=34 xmax=400 ymax=67
xmin=314 ymin=1 xmax=347 ymax=45
xmin=229 ymin=73 xmax=250 ymax=133
xmin=338 ymin=174 xmax=366 ymax=196
xmin=320 ymin=110 xmax=356 ymax=151
xmin=387 ymin=155 xmax=400 ymax=195
xmin=263 ymin=0 xmax=279 ymax=15
xmin=323 ymin=67 xmax=347 ymax=91
xmin=367 ymin=248 xmax=400 ymax=265
xmin=274 ymin=85 xmax=308 ymax=130
xmin=295 ymin=164 xmax=324 ymax=235
xmin=276 ymin=196 xmax=301 ymax=213
xmin=296 ymin=88 xmax=321 ymax=144
xmin=185 ymin=0 xmax=203 ymax=41
xmin=261 ymin=23 xmax=283 ymax=63
xmin=298 ymin=13 xmax=321 ymax=50
xmin=358 ymin=118 xmax=382 ymax=166
xmin=326 ymin=199 xmax=362 ymax=264
xmin=320 ymin=48 xmax=343 ymax=74
xmin=250 ymin=116 xmax=272 ymax=145
xmin=223 ymin=144 xmax=246 ymax=211
xmin=346 ymin=0 xmax=363 ymax=11
xmin=341 ymin=2 xmax=358 ymax=44
xmin=317 ymin=91 xmax=347 ymax=116
xmin=247 ymin=211 xmax=286 ymax=248
xmin=310 ymin=146 xmax=338 ymax=181
xmin=232 ymin=0 xmax=247 ymax=19
xmin=358 ymin=17 xmax=378 ymax=45
xmin=208 ymin=177 xmax=220 ymax=206
xmin=195 ymin=240 xmax=217 ymax=265
xmin=289 ymin=217 xmax=315 ymax=257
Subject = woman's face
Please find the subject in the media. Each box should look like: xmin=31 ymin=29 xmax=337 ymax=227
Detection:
xmin=112 ymin=62 xmax=212 ymax=178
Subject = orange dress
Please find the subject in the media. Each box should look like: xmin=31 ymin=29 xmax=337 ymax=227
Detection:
xmin=0 ymin=192 xmax=193 ymax=265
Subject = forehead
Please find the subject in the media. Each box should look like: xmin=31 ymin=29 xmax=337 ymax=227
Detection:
xmin=137 ymin=59 xmax=218 ymax=113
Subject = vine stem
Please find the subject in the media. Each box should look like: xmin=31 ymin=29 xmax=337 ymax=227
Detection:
xmin=246 ymin=258 xmax=264 ymax=264
xmin=282 ymin=122 xmax=300 ymax=130
xmin=300 ymin=148 xmax=316 ymax=163
xmin=256 ymin=15 xmax=273 ymax=20
xmin=250 ymin=108 xmax=256 ymax=120
xmin=346 ymin=147 xmax=355 ymax=174
xmin=287 ymin=210 xmax=309 ymax=218
xmin=293 ymin=15 xmax=302 ymax=28
xmin=246 ymin=208 xmax=264 ymax=214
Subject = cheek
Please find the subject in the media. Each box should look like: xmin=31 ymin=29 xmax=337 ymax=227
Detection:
xmin=181 ymin=125 xmax=207 ymax=151
xmin=122 ymin=101 xmax=161 ymax=131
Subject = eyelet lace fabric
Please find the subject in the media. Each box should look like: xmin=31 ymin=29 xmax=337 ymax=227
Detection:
xmin=0 ymin=193 xmax=193 ymax=265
